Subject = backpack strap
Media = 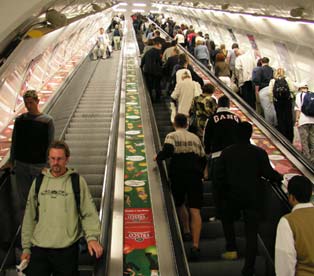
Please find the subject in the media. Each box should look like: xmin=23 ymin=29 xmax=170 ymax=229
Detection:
xmin=34 ymin=173 xmax=44 ymax=222
xmin=71 ymin=173 xmax=81 ymax=216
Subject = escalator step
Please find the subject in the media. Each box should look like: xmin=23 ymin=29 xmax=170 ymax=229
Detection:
xmin=71 ymin=164 xmax=104 ymax=175
xmin=83 ymin=174 xmax=105 ymax=186
xmin=201 ymin=221 xmax=245 ymax=239
xmin=69 ymin=156 xmax=106 ymax=164
xmin=188 ymin=256 xmax=266 ymax=276
xmin=184 ymin=237 xmax=262 ymax=260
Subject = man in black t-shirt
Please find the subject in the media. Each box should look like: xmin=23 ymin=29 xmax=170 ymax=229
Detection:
xmin=2 ymin=90 xmax=54 ymax=221
xmin=203 ymin=96 xmax=240 ymax=219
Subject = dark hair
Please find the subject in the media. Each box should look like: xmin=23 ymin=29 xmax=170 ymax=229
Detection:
xmin=171 ymin=39 xmax=177 ymax=46
xmin=202 ymin=83 xmax=215 ymax=94
xmin=146 ymin=39 xmax=154 ymax=46
xmin=288 ymin=175 xmax=313 ymax=203
xmin=48 ymin=140 xmax=70 ymax=158
xmin=153 ymin=37 xmax=163 ymax=45
xmin=209 ymin=41 xmax=216 ymax=50
xmin=178 ymin=53 xmax=188 ymax=66
xmin=174 ymin=113 xmax=188 ymax=128
xmin=261 ymin=57 xmax=270 ymax=64
xmin=154 ymin=30 xmax=160 ymax=36
xmin=215 ymin=53 xmax=226 ymax=62
xmin=257 ymin=58 xmax=263 ymax=67
xmin=231 ymin=43 xmax=239 ymax=49
xmin=218 ymin=95 xmax=230 ymax=107
xmin=23 ymin=90 xmax=38 ymax=100
xmin=237 ymin=122 xmax=252 ymax=142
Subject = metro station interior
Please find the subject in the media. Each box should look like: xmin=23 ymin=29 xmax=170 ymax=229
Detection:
xmin=1 ymin=0 xmax=314 ymax=275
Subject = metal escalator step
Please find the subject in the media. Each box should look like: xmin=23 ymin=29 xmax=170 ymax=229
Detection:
xmin=77 ymin=104 xmax=114 ymax=108
xmin=83 ymin=174 xmax=105 ymax=186
xmin=86 ymin=185 xmax=103 ymax=198
xmin=76 ymin=106 xmax=114 ymax=111
xmin=73 ymin=113 xmax=113 ymax=118
xmin=93 ymin=198 xmax=101 ymax=211
xmin=66 ymin=141 xmax=108 ymax=149
xmin=201 ymin=221 xmax=245 ymax=239
xmin=69 ymin=156 xmax=106 ymax=165
xmin=65 ymin=133 xmax=108 ymax=140
xmin=203 ymin=193 xmax=214 ymax=206
xmin=71 ymin=117 xmax=112 ymax=122
xmin=70 ymin=164 xmax=104 ymax=175
xmin=69 ymin=122 xmax=111 ymax=128
xmin=67 ymin=128 xmax=110 ymax=134
xmin=188 ymin=256 xmax=266 ymax=276
xmin=185 ymin=237 xmax=251 ymax=260
xmin=70 ymin=148 xmax=107 ymax=155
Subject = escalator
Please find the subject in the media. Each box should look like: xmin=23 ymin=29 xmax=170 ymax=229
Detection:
xmin=0 ymin=49 xmax=123 ymax=275
xmin=135 ymin=21 xmax=312 ymax=276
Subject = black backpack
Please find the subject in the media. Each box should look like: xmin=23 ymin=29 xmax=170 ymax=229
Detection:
xmin=34 ymin=172 xmax=80 ymax=221
xmin=301 ymin=92 xmax=314 ymax=117
xmin=273 ymin=78 xmax=291 ymax=101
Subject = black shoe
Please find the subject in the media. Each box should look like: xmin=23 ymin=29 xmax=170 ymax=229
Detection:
xmin=190 ymin=246 xmax=200 ymax=261
xmin=182 ymin=232 xmax=192 ymax=242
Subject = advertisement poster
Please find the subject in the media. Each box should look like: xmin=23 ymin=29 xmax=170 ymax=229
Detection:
xmin=123 ymin=57 xmax=160 ymax=276
xmin=227 ymin=28 xmax=237 ymax=42
xmin=247 ymin=34 xmax=259 ymax=50
xmin=274 ymin=41 xmax=297 ymax=80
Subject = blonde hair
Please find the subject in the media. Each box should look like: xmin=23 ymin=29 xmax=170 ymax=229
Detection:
xmin=181 ymin=70 xmax=191 ymax=80
xmin=196 ymin=40 xmax=204 ymax=46
xmin=274 ymin=68 xmax=286 ymax=79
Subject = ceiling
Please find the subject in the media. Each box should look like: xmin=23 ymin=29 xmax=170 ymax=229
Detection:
xmin=0 ymin=0 xmax=313 ymax=61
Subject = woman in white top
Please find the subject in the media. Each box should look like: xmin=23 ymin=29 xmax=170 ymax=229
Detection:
xmin=174 ymin=29 xmax=185 ymax=47
xmin=268 ymin=68 xmax=295 ymax=142
xmin=171 ymin=70 xmax=202 ymax=116
xmin=295 ymin=82 xmax=314 ymax=162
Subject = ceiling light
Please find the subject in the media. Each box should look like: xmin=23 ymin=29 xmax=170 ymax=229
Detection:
xmin=221 ymin=3 xmax=229 ymax=10
xmin=91 ymin=3 xmax=102 ymax=12
xmin=290 ymin=7 xmax=304 ymax=17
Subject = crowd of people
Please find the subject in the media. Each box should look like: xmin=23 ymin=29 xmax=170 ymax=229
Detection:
xmin=134 ymin=13 xmax=314 ymax=276
xmin=136 ymin=13 xmax=314 ymax=164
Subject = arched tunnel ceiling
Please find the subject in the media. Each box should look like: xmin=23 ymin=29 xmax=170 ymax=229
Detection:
xmin=0 ymin=0 xmax=314 ymax=56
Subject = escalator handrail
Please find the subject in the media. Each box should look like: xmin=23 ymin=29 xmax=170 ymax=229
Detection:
xmin=94 ymin=34 xmax=125 ymax=276
xmin=0 ymin=169 xmax=11 ymax=193
xmin=134 ymin=26 xmax=191 ymax=276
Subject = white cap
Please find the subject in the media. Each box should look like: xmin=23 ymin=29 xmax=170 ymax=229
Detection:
xmin=298 ymin=81 xmax=308 ymax=89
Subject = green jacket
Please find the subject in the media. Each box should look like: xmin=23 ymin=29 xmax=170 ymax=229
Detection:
xmin=22 ymin=168 xmax=100 ymax=254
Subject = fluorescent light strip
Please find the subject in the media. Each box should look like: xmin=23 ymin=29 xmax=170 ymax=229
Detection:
xmin=114 ymin=8 xmax=127 ymax=12
xmin=132 ymin=9 xmax=145 ymax=12
xmin=133 ymin=3 xmax=146 ymax=7
xmin=118 ymin=2 xmax=128 ymax=6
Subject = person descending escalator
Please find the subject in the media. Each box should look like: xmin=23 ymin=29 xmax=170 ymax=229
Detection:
xmin=154 ymin=114 xmax=207 ymax=261
xmin=141 ymin=37 xmax=163 ymax=102
xmin=216 ymin=122 xmax=282 ymax=276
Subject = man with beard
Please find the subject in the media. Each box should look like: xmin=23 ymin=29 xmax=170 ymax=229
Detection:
xmin=21 ymin=141 xmax=103 ymax=275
